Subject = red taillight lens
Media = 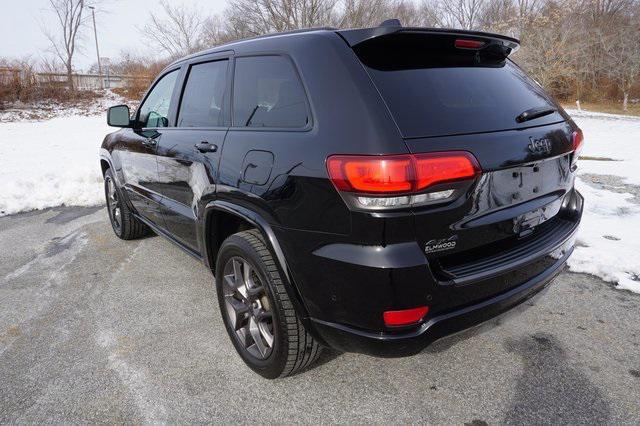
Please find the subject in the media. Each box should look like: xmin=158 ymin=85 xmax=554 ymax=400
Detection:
xmin=455 ymin=39 xmax=485 ymax=49
xmin=414 ymin=152 xmax=480 ymax=191
xmin=327 ymin=155 xmax=413 ymax=193
xmin=326 ymin=152 xmax=480 ymax=194
xmin=383 ymin=306 xmax=429 ymax=326
xmin=572 ymin=129 xmax=584 ymax=153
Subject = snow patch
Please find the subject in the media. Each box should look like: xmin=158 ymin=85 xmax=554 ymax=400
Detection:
xmin=566 ymin=110 xmax=640 ymax=294
xmin=0 ymin=114 xmax=109 ymax=216
xmin=569 ymin=179 xmax=640 ymax=294
xmin=569 ymin=109 xmax=640 ymax=186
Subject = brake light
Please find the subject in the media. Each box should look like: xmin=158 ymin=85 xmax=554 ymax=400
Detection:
xmin=383 ymin=306 xmax=429 ymax=327
xmin=326 ymin=152 xmax=480 ymax=195
xmin=455 ymin=39 xmax=485 ymax=49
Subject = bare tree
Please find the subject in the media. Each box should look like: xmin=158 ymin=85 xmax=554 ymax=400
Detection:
xmin=391 ymin=0 xmax=425 ymax=26
xmin=479 ymin=0 xmax=542 ymax=37
xmin=225 ymin=0 xmax=338 ymax=36
xmin=125 ymin=0 xmax=640 ymax=108
xmin=337 ymin=0 xmax=423 ymax=28
xmin=604 ymin=22 xmax=640 ymax=110
xmin=419 ymin=0 xmax=446 ymax=26
xmin=42 ymin=0 xmax=91 ymax=91
xmin=338 ymin=0 xmax=392 ymax=28
xmin=439 ymin=0 xmax=487 ymax=29
xmin=141 ymin=0 xmax=206 ymax=58
xmin=479 ymin=0 xmax=516 ymax=33
xmin=201 ymin=15 xmax=236 ymax=48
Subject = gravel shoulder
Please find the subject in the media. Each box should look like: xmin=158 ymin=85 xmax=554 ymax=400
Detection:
xmin=1 ymin=207 xmax=639 ymax=424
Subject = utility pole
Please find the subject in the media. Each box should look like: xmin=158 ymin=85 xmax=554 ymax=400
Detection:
xmin=88 ymin=5 xmax=103 ymax=89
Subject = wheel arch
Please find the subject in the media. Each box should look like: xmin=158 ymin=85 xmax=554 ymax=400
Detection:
xmin=99 ymin=152 xmax=136 ymax=212
xmin=203 ymin=200 xmax=311 ymax=320
xmin=100 ymin=158 xmax=110 ymax=176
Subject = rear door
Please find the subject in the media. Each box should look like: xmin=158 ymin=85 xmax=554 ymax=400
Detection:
xmin=155 ymin=54 xmax=231 ymax=253
xmin=217 ymin=54 xmax=312 ymax=226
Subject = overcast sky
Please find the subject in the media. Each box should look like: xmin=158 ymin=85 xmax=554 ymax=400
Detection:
xmin=1 ymin=0 xmax=229 ymax=70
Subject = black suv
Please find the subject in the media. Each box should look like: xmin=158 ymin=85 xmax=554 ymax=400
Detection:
xmin=101 ymin=22 xmax=583 ymax=378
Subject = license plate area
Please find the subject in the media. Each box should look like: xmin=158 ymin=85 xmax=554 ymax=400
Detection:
xmin=513 ymin=199 xmax=562 ymax=237
xmin=493 ymin=159 xmax=568 ymax=237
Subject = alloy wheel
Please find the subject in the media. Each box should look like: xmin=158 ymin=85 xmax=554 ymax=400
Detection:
xmin=106 ymin=177 xmax=121 ymax=233
xmin=222 ymin=256 xmax=275 ymax=359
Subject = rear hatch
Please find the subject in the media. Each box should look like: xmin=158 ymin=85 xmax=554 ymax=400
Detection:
xmin=345 ymin=29 xmax=580 ymax=307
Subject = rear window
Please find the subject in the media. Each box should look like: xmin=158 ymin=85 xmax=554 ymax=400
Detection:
xmin=354 ymin=33 xmax=563 ymax=138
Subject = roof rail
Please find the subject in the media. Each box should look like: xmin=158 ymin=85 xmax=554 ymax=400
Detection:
xmin=168 ymin=26 xmax=337 ymax=67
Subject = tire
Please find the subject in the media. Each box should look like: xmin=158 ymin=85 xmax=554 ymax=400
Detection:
xmin=215 ymin=229 xmax=321 ymax=378
xmin=104 ymin=168 xmax=150 ymax=240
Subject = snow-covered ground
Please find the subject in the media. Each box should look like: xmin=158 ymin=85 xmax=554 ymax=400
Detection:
xmin=566 ymin=109 xmax=640 ymax=294
xmin=0 ymin=102 xmax=638 ymax=293
xmin=0 ymin=114 xmax=109 ymax=215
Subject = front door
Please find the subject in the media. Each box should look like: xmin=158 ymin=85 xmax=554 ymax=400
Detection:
xmin=119 ymin=68 xmax=180 ymax=228
xmin=155 ymin=57 xmax=231 ymax=253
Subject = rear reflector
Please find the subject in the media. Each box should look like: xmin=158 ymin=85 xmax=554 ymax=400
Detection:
xmin=455 ymin=39 xmax=485 ymax=49
xmin=383 ymin=306 xmax=429 ymax=326
xmin=326 ymin=152 xmax=480 ymax=195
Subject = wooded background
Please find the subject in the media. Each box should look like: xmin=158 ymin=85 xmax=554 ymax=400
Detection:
xmin=2 ymin=0 xmax=639 ymax=112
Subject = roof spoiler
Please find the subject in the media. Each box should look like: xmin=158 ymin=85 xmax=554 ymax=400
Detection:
xmin=337 ymin=22 xmax=520 ymax=54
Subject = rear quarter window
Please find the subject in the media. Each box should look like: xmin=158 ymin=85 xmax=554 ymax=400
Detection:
xmin=232 ymin=55 xmax=310 ymax=128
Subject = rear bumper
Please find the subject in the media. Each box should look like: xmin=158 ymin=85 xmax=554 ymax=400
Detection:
xmin=310 ymin=245 xmax=572 ymax=357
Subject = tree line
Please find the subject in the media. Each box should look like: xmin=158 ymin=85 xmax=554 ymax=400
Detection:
xmin=130 ymin=0 xmax=640 ymax=110
xmin=2 ymin=0 xmax=639 ymax=110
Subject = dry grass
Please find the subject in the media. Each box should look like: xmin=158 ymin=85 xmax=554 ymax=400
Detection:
xmin=561 ymin=101 xmax=640 ymax=117
xmin=110 ymin=81 xmax=151 ymax=103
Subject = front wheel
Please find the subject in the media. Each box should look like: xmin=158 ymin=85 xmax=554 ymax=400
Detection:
xmin=104 ymin=168 xmax=150 ymax=240
xmin=215 ymin=229 xmax=321 ymax=378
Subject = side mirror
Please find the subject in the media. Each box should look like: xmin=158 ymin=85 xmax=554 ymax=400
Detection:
xmin=107 ymin=105 xmax=131 ymax=127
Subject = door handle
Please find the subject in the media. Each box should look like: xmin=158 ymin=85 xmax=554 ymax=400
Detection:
xmin=142 ymin=138 xmax=157 ymax=147
xmin=195 ymin=141 xmax=218 ymax=153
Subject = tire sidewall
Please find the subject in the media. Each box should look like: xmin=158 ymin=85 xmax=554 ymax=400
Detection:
xmin=215 ymin=233 xmax=289 ymax=379
xmin=104 ymin=169 xmax=124 ymax=238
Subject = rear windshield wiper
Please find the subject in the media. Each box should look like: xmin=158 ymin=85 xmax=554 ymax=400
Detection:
xmin=515 ymin=106 xmax=557 ymax=123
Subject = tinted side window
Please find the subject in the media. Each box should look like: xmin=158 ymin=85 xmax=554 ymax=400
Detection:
xmin=233 ymin=56 xmax=309 ymax=128
xmin=138 ymin=70 xmax=178 ymax=128
xmin=178 ymin=60 xmax=228 ymax=127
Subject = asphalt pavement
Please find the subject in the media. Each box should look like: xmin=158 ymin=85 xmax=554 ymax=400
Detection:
xmin=0 ymin=206 xmax=639 ymax=424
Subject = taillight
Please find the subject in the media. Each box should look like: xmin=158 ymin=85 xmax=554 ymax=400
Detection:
xmin=326 ymin=152 xmax=480 ymax=210
xmin=326 ymin=155 xmax=413 ymax=193
xmin=455 ymin=39 xmax=485 ymax=49
xmin=414 ymin=152 xmax=480 ymax=191
xmin=383 ymin=306 xmax=429 ymax=327
xmin=572 ymin=129 xmax=584 ymax=156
